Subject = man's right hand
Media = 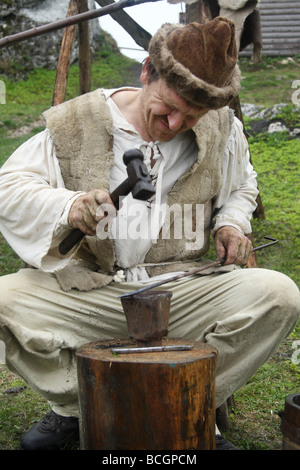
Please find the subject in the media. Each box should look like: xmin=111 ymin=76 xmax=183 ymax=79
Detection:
xmin=68 ymin=189 xmax=114 ymax=236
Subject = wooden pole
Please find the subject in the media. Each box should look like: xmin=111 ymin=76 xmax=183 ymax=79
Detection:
xmin=0 ymin=0 xmax=161 ymax=49
xmin=95 ymin=0 xmax=152 ymax=50
xmin=78 ymin=0 xmax=91 ymax=95
xmin=52 ymin=0 xmax=79 ymax=106
xmin=185 ymin=0 xmax=213 ymax=24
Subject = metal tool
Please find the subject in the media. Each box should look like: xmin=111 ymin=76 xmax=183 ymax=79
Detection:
xmin=59 ymin=149 xmax=155 ymax=255
xmin=114 ymin=237 xmax=279 ymax=356
xmin=119 ymin=236 xmax=279 ymax=299
xmin=119 ymin=259 xmax=225 ymax=299
xmin=112 ymin=344 xmax=194 ymax=355
xmin=252 ymin=236 xmax=278 ymax=251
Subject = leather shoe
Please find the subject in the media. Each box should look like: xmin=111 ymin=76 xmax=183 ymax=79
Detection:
xmin=20 ymin=410 xmax=79 ymax=450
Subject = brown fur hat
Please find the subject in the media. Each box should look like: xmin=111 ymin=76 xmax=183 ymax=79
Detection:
xmin=148 ymin=17 xmax=241 ymax=109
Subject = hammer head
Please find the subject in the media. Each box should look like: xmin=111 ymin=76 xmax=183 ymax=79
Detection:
xmin=123 ymin=149 xmax=155 ymax=200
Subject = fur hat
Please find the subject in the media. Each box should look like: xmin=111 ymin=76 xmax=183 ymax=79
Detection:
xmin=148 ymin=17 xmax=241 ymax=109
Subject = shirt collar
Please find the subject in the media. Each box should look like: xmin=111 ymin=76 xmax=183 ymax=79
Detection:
xmin=103 ymin=88 xmax=195 ymax=170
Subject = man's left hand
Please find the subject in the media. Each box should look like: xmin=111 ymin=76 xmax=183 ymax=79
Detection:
xmin=214 ymin=226 xmax=252 ymax=266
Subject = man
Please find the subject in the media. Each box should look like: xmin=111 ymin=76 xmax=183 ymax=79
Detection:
xmin=0 ymin=18 xmax=299 ymax=450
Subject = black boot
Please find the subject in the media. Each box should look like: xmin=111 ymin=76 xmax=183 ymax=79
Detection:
xmin=215 ymin=434 xmax=240 ymax=450
xmin=20 ymin=410 xmax=79 ymax=450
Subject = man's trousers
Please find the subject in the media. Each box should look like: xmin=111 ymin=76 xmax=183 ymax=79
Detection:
xmin=0 ymin=267 xmax=299 ymax=417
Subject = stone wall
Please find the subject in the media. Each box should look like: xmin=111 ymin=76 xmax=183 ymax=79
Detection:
xmin=0 ymin=0 xmax=101 ymax=79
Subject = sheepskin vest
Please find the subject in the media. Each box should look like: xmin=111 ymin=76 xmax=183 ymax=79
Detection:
xmin=43 ymin=89 xmax=234 ymax=276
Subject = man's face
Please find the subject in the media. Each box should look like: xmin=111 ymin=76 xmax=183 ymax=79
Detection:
xmin=140 ymin=68 xmax=209 ymax=142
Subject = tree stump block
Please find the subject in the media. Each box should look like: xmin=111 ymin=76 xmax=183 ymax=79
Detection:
xmin=280 ymin=393 xmax=300 ymax=450
xmin=76 ymin=338 xmax=218 ymax=450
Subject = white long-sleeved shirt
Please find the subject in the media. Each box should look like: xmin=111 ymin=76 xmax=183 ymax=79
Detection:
xmin=0 ymin=90 xmax=258 ymax=277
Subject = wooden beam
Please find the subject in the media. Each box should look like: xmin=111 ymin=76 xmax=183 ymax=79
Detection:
xmin=95 ymin=0 xmax=152 ymax=51
xmin=0 ymin=0 xmax=161 ymax=49
xmin=185 ymin=0 xmax=219 ymax=24
xmin=78 ymin=0 xmax=91 ymax=95
xmin=52 ymin=0 xmax=79 ymax=106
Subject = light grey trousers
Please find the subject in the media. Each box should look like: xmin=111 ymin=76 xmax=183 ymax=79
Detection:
xmin=0 ymin=267 xmax=299 ymax=417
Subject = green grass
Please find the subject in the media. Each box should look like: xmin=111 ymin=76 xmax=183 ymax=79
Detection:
xmin=0 ymin=50 xmax=299 ymax=450
xmin=223 ymin=346 xmax=300 ymax=450
xmin=239 ymin=55 xmax=300 ymax=106
xmin=0 ymin=367 xmax=50 ymax=450
xmin=250 ymin=134 xmax=300 ymax=284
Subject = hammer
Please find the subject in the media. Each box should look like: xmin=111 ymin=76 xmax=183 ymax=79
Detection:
xmin=58 ymin=149 xmax=155 ymax=255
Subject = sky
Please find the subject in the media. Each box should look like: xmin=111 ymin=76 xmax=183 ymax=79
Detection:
xmin=97 ymin=1 xmax=184 ymax=62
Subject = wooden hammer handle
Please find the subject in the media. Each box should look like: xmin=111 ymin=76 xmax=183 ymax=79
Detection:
xmin=58 ymin=178 xmax=131 ymax=255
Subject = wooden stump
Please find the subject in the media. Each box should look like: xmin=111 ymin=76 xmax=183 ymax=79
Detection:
xmin=77 ymin=338 xmax=218 ymax=450
xmin=280 ymin=394 xmax=300 ymax=450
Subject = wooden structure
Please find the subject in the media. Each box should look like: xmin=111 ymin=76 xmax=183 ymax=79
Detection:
xmin=0 ymin=0 xmax=156 ymax=105
xmin=245 ymin=0 xmax=300 ymax=57
xmin=53 ymin=0 xmax=82 ymax=106
xmin=77 ymin=339 xmax=218 ymax=450
xmin=280 ymin=393 xmax=300 ymax=450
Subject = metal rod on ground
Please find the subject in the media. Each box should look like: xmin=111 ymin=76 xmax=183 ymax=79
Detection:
xmin=0 ymin=0 xmax=161 ymax=49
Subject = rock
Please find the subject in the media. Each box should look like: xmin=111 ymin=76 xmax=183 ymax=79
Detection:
xmin=241 ymin=102 xmax=300 ymax=139
xmin=0 ymin=0 xmax=101 ymax=79
xmin=268 ymin=122 xmax=289 ymax=134
xmin=281 ymin=57 xmax=295 ymax=65
xmin=240 ymin=103 xmax=264 ymax=118
xmin=20 ymin=0 xmax=100 ymax=41
xmin=290 ymin=128 xmax=300 ymax=138
xmin=241 ymin=103 xmax=288 ymax=120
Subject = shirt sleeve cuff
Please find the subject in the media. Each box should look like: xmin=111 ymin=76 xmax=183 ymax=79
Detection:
xmin=211 ymin=213 xmax=252 ymax=236
xmin=53 ymin=192 xmax=85 ymax=238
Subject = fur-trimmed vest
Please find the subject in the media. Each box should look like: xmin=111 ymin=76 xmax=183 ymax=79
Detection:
xmin=43 ymin=89 xmax=234 ymax=277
